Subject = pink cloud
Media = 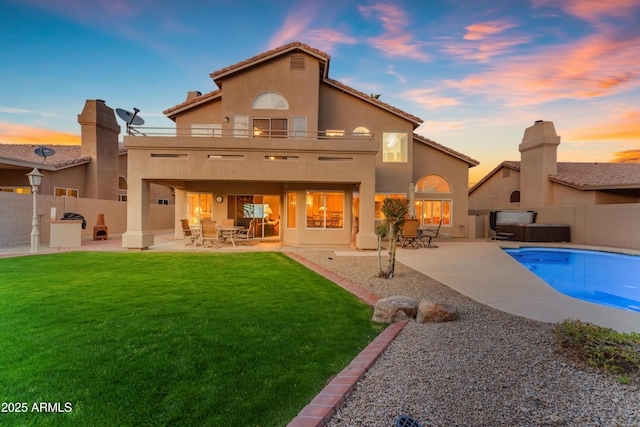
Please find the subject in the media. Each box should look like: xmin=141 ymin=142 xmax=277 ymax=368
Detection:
xmin=463 ymin=21 xmax=516 ymax=41
xmin=0 ymin=122 xmax=80 ymax=146
xmin=269 ymin=1 xmax=356 ymax=52
xmin=440 ymin=20 xmax=528 ymax=62
xmin=402 ymin=88 xmax=459 ymax=109
xmin=533 ymin=0 xmax=638 ymax=23
xmin=448 ymin=31 xmax=640 ymax=105
xmin=358 ymin=3 xmax=429 ymax=61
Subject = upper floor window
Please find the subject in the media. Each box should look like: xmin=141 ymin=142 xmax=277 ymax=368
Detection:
xmin=252 ymin=91 xmax=289 ymax=110
xmin=382 ymin=131 xmax=407 ymax=162
xmin=253 ymin=118 xmax=287 ymax=138
xmin=416 ymin=175 xmax=451 ymax=193
xmin=510 ymin=190 xmax=521 ymax=203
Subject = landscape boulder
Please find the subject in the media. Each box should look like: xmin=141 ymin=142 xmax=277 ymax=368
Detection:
xmin=416 ymin=299 xmax=459 ymax=323
xmin=372 ymin=295 xmax=418 ymax=323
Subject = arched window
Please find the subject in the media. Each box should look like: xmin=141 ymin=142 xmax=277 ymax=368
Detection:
xmin=415 ymin=175 xmax=451 ymax=193
xmin=352 ymin=126 xmax=370 ymax=135
xmin=252 ymin=91 xmax=289 ymax=109
xmin=118 ymin=176 xmax=128 ymax=190
xmin=510 ymin=190 xmax=521 ymax=203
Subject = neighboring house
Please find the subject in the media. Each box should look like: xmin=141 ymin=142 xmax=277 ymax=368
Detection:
xmin=0 ymin=100 xmax=173 ymax=205
xmin=469 ymin=120 xmax=640 ymax=211
xmin=122 ymin=42 xmax=478 ymax=250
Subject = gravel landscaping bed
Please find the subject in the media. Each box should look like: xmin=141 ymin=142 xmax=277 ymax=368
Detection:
xmin=296 ymin=251 xmax=640 ymax=427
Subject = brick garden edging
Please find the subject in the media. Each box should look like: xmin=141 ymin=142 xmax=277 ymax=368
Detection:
xmin=284 ymin=253 xmax=409 ymax=427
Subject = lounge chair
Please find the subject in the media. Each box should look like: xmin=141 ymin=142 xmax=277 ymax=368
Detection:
xmin=421 ymin=218 xmax=443 ymax=248
xmin=180 ymin=219 xmax=198 ymax=246
xmin=200 ymin=220 xmax=221 ymax=248
xmin=400 ymin=219 xmax=421 ymax=248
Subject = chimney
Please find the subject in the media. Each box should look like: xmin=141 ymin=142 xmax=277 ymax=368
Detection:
xmin=518 ymin=120 xmax=560 ymax=208
xmin=186 ymin=91 xmax=202 ymax=101
xmin=78 ymin=100 xmax=121 ymax=200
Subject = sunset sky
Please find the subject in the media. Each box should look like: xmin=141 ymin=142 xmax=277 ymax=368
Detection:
xmin=1 ymin=0 xmax=639 ymax=184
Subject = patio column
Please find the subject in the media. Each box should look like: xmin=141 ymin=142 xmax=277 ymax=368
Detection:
xmin=122 ymin=178 xmax=154 ymax=250
xmin=356 ymin=180 xmax=378 ymax=250
xmin=174 ymin=189 xmax=187 ymax=240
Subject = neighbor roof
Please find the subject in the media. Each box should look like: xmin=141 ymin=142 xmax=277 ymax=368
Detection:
xmin=469 ymin=160 xmax=640 ymax=193
xmin=0 ymin=144 xmax=126 ymax=171
xmin=163 ymin=41 xmax=423 ymax=127
xmin=551 ymin=162 xmax=640 ymax=190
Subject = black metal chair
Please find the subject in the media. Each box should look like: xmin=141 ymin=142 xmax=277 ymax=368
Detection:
xmin=420 ymin=218 xmax=443 ymax=248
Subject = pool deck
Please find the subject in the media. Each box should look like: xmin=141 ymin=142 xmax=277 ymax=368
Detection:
xmin=395 ymin=240 xmax=640 ymax=333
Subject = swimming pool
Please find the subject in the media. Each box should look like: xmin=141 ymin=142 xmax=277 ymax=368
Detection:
xmin=504 ymin=247 xmax=640 ymax=312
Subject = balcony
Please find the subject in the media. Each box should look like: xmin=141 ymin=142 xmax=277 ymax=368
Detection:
xmin=123 ymin=127 xmax=378 ymax=184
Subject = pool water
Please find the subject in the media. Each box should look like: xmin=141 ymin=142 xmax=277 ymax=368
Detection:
xmin=504 ymin=247 xmax=640 ymax=312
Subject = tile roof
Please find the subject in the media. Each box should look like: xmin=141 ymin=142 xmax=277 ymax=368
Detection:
xmin=469 ymin=160 xmax=640 ymax=193
xmin=468 ymin=161 xmax=520 ymax=193
xmin=163 ymin=41 xmax=423 ymax=126
xmin=209 ymin=41 xmax=331 ymax=83
xmin=551 ymin=162 xmax=640 ymax=189
xmin=0 ymin=144 xmax=126 ymax=171
xmin=163 ymin=89 xmax=221 ymax=119
xmin=413 ymin=133 xmax=479 ymax=166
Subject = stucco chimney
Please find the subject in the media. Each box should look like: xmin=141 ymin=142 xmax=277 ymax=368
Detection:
xmin=186 ymin=91 xmax=202 ymax=101
xmin=78 ymin=99 xmax=121 ymax=200
xmin=518 ymin=120 xmax=560 ymax=208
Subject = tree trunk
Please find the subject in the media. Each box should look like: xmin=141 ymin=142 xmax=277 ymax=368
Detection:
xmin=377 ymin=233 xmax=383 ymax=275
xmin=385 ymin=224 xmax=397 ymax=278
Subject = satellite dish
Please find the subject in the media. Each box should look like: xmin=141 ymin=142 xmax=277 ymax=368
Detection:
xmin=34 ymin=146 xmax=55 ymax=163
xmin=116 ymin=108 xmax=145 ymax=126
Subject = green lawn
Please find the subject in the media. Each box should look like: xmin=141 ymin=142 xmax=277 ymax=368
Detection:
xmin=0 ymin=252 xmax=382 ymax=426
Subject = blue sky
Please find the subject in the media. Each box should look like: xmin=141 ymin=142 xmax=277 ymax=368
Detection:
xmin=1 ymin=0 xmax=639 ymax=184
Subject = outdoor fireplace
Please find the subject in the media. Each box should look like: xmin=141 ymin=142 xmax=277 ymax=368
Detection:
xmin=93 ymin=214 xmax=108 ymax=240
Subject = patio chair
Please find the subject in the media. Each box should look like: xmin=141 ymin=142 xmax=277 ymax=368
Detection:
xmin=400 ymin=219 xmax=421 ymax=248
xmin=200 ymin=220 xmax=221 ymax=248
xmin=180 ymin=219 xmax=198 ymax=246
xmin=421 ymin=218 xmax=443 ymax=248
xmin=235 ymin=219 xmax=257 ymax=246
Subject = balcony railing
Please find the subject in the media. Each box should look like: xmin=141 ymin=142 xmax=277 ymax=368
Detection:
xmin=127 ymin=126 xmax=374 ymax=141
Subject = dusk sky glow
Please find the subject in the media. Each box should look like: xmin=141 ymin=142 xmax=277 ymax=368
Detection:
xmin=1 ymin=0 xmax=639 ymax=184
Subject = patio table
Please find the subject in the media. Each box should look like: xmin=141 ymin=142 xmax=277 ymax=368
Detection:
xmin=217 ymin=225 xmax=244 ymax=247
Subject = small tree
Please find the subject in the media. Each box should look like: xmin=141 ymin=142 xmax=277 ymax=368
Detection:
xmin=380 ymin=198 xmax=408 ymax=279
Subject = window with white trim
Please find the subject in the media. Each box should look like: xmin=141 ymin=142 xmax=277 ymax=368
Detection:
xmin=252 ymin=91 xmax=289 ymax=109
xmin=382 ymin=131 xmax=407 ymax=162
xmin=306 ymin=191 xmax=344 ymax=229
xmin=253 ymin=118 xmax=287 ymax=138
xmin=234 ymin=115 xmax=249 ymax=137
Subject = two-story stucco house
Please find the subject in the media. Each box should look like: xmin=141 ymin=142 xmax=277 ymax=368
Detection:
xmin=122 ymin=42 xmax=478 ymax=250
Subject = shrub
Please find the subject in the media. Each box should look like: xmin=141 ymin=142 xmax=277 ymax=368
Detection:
xmin=553 ymin=319 xmax=640 ymax=378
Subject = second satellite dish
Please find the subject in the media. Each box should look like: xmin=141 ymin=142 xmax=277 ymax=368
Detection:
xmin=116 ymin=108 xmax=145 ymax=126
xmin=34 ymin=145 xmax=55 ymax=162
